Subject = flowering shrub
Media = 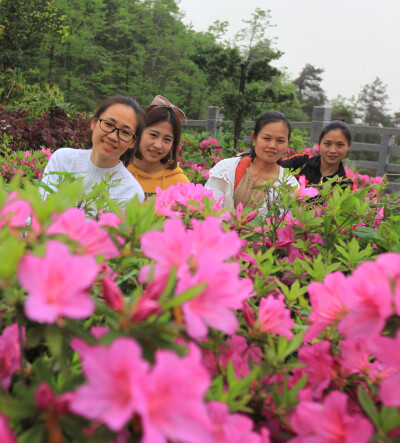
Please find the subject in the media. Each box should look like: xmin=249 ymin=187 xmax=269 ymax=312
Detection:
xmin=0 ymin=141 xmax=51 ymax=181
xmin=1 ymin=176 xmax=400 ymax=442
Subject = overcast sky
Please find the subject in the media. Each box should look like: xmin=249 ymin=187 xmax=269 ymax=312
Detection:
xmin=178 ymin=0 xmax=400 ymax=113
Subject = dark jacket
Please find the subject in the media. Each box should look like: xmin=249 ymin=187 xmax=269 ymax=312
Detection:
xmin=278 ymin=154 xmax=354 ymax=189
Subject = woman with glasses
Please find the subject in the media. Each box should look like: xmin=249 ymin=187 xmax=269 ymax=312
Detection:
xmin=128 ymin=95 xmax=189 ymax=198
xmin=40 ymin=94 xmax=145 ymax=207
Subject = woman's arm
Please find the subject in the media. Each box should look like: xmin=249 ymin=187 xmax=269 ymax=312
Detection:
xmin=279 ymin=153 xmax=309 ymax=169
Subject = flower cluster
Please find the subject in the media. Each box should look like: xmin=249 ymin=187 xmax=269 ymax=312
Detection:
xmin=140 ymin=216 xmax=253 ymax=339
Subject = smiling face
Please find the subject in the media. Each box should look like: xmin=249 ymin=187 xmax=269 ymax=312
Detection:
xmin=138 ymin=121 xmax=174 ymax=166
xmin=90 ymin=103 xmax=138 ymax=168
xmin=252 ymin=121 xmax=290 ymax=164
xmin=319 ymin=129 xmax=350 ymax=168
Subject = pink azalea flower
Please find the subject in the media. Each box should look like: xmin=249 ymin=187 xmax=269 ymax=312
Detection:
xmin=304 ymin=271 xmax=349 ymax=341
xmin=298 ymin=341 xmax=335 ymax=398
xmin=177 ymin=253 xmax=253 ymax=339
xmin=130 ymin=278 xmax=164 ymax=322
xmin=140 ymin=218 xmax=192 ymax=279
xmin=295 ymin=176 xmax=319 ymax=198
xmin=275 ymin=226 xmax=296 ymax=249
xmin=19 ymin=241 xmax=99 ymax=323
xmin=35 ymin=382 xmax=55 ymax=411
xmin=339 ymin=339 xmax=378 ymax=377
xmin=155 ymin=183 xmax=224 ymax=218
xmin=242 ymin=301 xmax=255 ymax=327
xmin=0 ymin=413 xmax=16 ymax=443
xmin=219 ymin=335 xmax=262 ymax=379
xmin=368 ymin=332 xmax=400 ymax=406
xmin=0 ymin=324 xmax=24 ymax=390
xmin=40 ymin=147 xmax=53 ymax=159
xmin=189 ymin=217 xmax=241 ymax=262
xmin=254 ymin=295 xmax=295 ymax=340
xmin=374 ymin=253 xmax=400 ymax=315
xmin=47 ymin=208 xmax=119 ymax=259
xmin=290 ymin=391 xmax=373 ymax=443
xmin=139 ymin=345 xmax=212 ymax=443
xmin=89 ymin=326 xmax=109 ymax=340
xmin=100 ymin=275 xmax=124 ymax=312
xmin=236 ymin=202 xmax=243 ymax=221
xmin=338 ymin=260 xmax=394 ymax=340
xmin=208 ymin=401 xmax=266 ymax=443
xmin=0 ymin=191 xmax=40 ymax=234
xmin=70 ymin=337 xmax=149 ymax=431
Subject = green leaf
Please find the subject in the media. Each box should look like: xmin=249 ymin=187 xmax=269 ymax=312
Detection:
xmin=357 ymin=386 xmax=380 ymax=428
xmin=380 ymin=406 xmax=400 ymax=433
xmin=282 ymin=330 xmax=305 ymax=359
xmin=18 ymin=425 xmax=46 ymax=443
xmin=354 ymin=226 xmax=383 ymax=243
xmin=45 ymin=325 xmax=63 ymax=358
xmin=0 ymin=395 xmax=35 ymax=419
xmin=162 ymin=282 xmax=207 ymax=310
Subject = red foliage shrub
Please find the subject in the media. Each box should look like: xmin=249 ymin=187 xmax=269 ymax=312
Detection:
xmin=0 ymin=106 xmax=90 ymax=152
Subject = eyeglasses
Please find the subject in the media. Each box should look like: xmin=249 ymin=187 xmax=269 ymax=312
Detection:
xmin=98 ymin=119 xmax=136 ymax=142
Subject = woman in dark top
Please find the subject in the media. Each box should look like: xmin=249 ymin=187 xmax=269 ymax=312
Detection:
xmin=279 ymin=120 xmax=354 ymax=189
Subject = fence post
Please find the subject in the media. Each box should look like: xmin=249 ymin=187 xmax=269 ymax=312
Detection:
xmin=206 ymin=106 xmax=224 ymax=135
xmin=376 ymin=134 xmax=391 ymax=176
xmin=310 ymin=106 xmax=332 ymax=144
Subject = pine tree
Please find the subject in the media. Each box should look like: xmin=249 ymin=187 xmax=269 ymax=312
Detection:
xmin=293 ymin=64 xmax=327 ymax=119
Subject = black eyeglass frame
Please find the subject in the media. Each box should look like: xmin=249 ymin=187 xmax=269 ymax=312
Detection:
xmin=98 ymin=119 xmax=137 ymax=142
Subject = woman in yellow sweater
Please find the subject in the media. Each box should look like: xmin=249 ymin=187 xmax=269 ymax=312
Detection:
xmin=128 ymin=96 xmax=189 ymax=197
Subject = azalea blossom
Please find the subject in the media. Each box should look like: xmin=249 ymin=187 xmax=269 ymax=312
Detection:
xmin=295 ymin=176 xmax=319 ymax=198
xmin=139 ymin=345 xmax=212 ymax=443
xmin=154 ymin=182 xmax=224 ymax=218
xmin=338 ymin=259 xmax=393 ymax=340
xmin=0 ymin=324 xmax=24 ymax=390
xmin=254 ymin=295 xmax=295 ymax=340
xmin=70 ymin=337 xmax=150 ymax=431
xmin=368 ymin=332 xmax=400 ymax=406
xmin=177 ymin=253 xmax=253 ymax=339
xmin=140 ymin=217 xmax=252 ymax=338
xmin=100 ymin=275 xmax=124 ymax=312
xmin=304 ymin=271 xmax=349 ymax=341
xmin=47 ymin=207 xmax=119 ymax=259
xmin=208 ymin=401 xmax=269 ymax=443
xmin=140 ymin=217 xmax=192 ymax=280
xmin=19 ymin=240 xmax=99 ymax=323
xmin=218 ymin=335 xmax=262 ymax=379
xmin=339 ymin=339 xmax=378 ymax=378
xmin=290 ymin=391 xmax=373 ymax=443
xmin=0 ymin=191 xmax=40 ymax=234
xmin=297 ymin=341 xmax=335 ymax=398
xmin=274 ymin=226 xmax=296 ymax=249
xmin=0 ymin=413 xmax=16 ymax=443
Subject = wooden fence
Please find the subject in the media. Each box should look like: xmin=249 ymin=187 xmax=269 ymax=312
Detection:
xmin=183 ymin=106 xmax=400 ymax=193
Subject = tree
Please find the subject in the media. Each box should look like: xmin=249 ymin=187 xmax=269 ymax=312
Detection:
xmin=330 ymin=95 xmax=355 ymax=124
xmin=0 ymin=0 xmax=67 ymax=73
xmin=355 ymin=77 xmax=393 ymax=127
xmin=36 ymin=0 xmax=210 ymax=115
xmin=194 ymin=8 xmax=296 ymax=147
xmin=293 ymin=64 xmax=327 ymax=119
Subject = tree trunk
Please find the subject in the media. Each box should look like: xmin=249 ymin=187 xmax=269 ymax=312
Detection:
xmin=234 ymin=61 xmax=247 ymax=149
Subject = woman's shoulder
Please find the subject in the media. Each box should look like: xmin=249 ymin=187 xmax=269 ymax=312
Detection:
xmin=210 ymin=156 xmax=241 ymax=171
xmin=46 ymin=148 xmax=91 ymax=171
xmin=279 ymin=153 xmax=310 ymax=168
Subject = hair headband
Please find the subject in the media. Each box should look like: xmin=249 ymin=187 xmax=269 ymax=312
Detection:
xmin=150 ymin=95 xmax=187 ymax=123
